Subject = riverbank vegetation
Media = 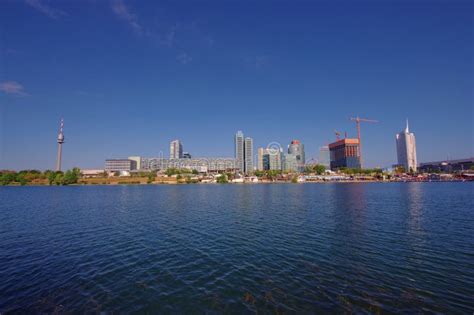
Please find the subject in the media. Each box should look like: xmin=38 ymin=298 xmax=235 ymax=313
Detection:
xmin=0 ymin=168 xmax=81 ymax=186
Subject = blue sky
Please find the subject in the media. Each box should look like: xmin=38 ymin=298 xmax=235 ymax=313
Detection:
xmin=0 ymin=0 xmax=473 ymax=170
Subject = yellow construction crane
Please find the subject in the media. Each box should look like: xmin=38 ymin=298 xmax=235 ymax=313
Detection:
xmin=350 ymin=116 xmax=378 ymax=168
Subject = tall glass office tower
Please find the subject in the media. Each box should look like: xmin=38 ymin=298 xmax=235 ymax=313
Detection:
xmin=234 ymin=131 xmax=245 ymax=172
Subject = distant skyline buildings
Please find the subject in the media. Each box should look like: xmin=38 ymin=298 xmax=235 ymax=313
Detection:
xmin=1 ymin=1 xmax=471 ymax=171
xmin=244 ymin=137 xmax=254 ymax=174
xmin=234 ymin=131 xmax=254 ymax=174
xmin=170 ymin=140 xmax=183 ymax=159
xmin=288 ymin=140 xmax=305 ymax=171
xmin=318 ymin=146 xmax=330 ymax=169
xmin=234 ymin=131 xmax=245 ymax=172
xmin=257 ymin=148 xmax=265 ymax=171
xmin=396 ymin=120 xmax=418 ymax=172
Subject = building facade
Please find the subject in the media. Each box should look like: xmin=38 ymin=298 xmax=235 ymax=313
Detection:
xmin=328 ymin=138 xmax=361 ymax=170
xmin=418 ymin=157 xmax=474 ymax=173
xmin=259 ymin=148 xmax=282 ymax=171
xmin=128 ymin=156 xmax=142 ymax=170
xmin=396 ymin=120 xmax=417 ymax=172
xmin=288 ymin=140 xmax=305 ymax=170
xmin=257 ymin=148 xmax=265 ymax=171
xmin=282 ymin=153 xmax=298 ymax=172
xmin=141 ymin=157 xmax=237 ymax=173
xmin=244 ymin=137 xmax=254 ymax=174
xmin=318 ymin=146 xmax=330 ymax=169
xmin=235 ymin=131 xmax=245 ymax=172
xmin=170 ymin=140 xmax=183 ymax=159
xmin=105 ymin=159 xmax=137 ymax=172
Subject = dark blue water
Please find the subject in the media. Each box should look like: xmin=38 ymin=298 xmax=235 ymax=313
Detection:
xmin=0 ymin=183 xmax=473 ymax=313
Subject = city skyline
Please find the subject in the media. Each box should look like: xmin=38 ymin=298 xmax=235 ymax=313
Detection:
xmin=1 ymin=1 xmax=472 ymax=170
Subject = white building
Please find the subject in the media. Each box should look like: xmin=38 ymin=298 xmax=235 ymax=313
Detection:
xmin=128 ymin=156 xmax=141 ymax=170
xmin=170 ymin=140 xmax=183 ymax=159
xmin=396 ymin=120 xmax=417 ymax=172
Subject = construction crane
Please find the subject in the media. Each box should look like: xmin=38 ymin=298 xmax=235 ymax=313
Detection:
xmin=349 ymin=116 xmax=378 ymax=168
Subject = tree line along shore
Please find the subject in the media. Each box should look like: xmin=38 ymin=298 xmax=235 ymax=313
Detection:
xmin=1 ymin=165 xmax=472 ymax=186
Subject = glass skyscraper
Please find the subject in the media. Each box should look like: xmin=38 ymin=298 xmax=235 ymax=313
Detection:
xmin=234 ymin=131 xmax=245 ymax=172
xmin=244 ymin=137 xmax=254 ymax=174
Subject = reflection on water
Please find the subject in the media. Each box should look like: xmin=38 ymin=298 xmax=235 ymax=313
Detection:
xmin=0 ymin=183 xmax=473 ymax=313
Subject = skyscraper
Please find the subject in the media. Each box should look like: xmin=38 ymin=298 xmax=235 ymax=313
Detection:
xmin=282 ymin=153 xmax=298 ymax=172
xmin=396 ymin=120 xmax=417 ymax=172
xmin=260 ymin=147 xmax=282 ymax=171
xmin=244 ymin=137 xmax=254 ymax=174
xmin=268 ymin=148 xmax=282 ymax=171
xmin=170 ymin=140 xmax=183 ymax=159
xmin=56 ymin=118 xmax=65 ymax=171
xmin=288 ymin=140 xmax=305 ymax=171
xmin=257 ymin=147 xmax=265 ymax=171
xmin=318 ymin=146 xmax=330 ymax=169
xmin=234 ymin=131 xmax=245 ymax=172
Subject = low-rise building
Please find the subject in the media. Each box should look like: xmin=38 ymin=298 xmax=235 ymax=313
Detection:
xmin=81 ymin=169 xmax=105 ymax=178
xmin=140 ymin=157 xmax=237 ymax=173
xmin=418 ymin=157 xmax=474 ymax=173
xmin=105 ymin=159 xmax=137 ymax=172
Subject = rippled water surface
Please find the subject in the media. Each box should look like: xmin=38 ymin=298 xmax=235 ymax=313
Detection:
xmin=1 ymin=183 xmax=473 ymax=313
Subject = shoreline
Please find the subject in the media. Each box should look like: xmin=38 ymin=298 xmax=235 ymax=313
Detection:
xmin=1 ymin=179 xmax=471 ymax=187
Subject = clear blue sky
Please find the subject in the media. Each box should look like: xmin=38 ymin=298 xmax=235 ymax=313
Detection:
xmin=1 ymin=0 xmax=473 ymax=170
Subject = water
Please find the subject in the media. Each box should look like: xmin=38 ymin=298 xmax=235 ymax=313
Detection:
xmin=0 ymin=183 xmax=473 ymax=313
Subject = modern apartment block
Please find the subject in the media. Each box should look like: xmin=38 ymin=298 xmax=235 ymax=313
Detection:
xmin=105 ymin=159 xmax=137 ymax=172
xmin=139 ymin=157 xmax=237 ymax=173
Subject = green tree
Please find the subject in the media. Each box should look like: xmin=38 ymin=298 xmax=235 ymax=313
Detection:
xmin=147 ymin=172 xmax=155 ymax=184
xmin=165 ymin=168 xmax=180 ymax=176
xmin=0 ymin=173 xmax=16 ymax=185
xmin=216 ymin=174 xmax=228 ymax=183
xmin=314 ymin=164 xmax=326 ymax=175
xmin=48 ymin=172 xmax=57 ymax=185
xmin=16 ymin=173 xmax=27 ymax=186
xmin=254 ymin=170 xmax=265 ymax=177
xmin=54 ymin=173 xmax=64 ymax=185
xmin=192 ymin=169 xmax=199 ymax=175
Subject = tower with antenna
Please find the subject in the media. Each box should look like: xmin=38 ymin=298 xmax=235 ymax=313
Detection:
xmin=56 ymin=118 xmax=65 ymax=171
